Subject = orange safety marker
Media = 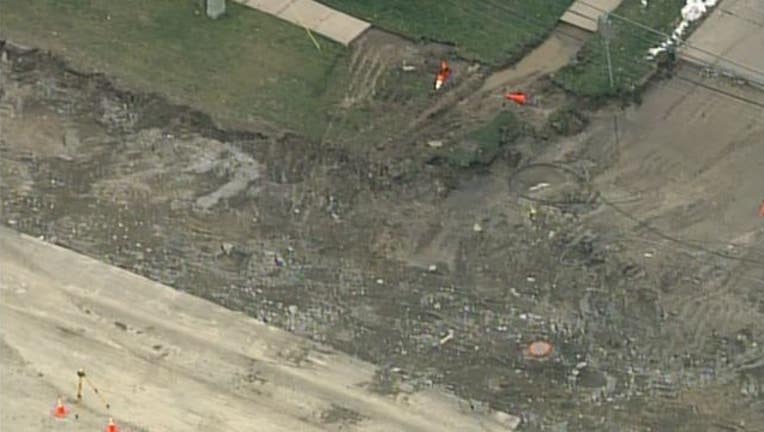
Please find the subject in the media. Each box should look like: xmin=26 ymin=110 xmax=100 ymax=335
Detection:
xmin=51 ymin=398 xmax=70 ymax=419
xmin=505 ymin=91 xmax=529 ymax=106
xmin=105 ymin=417 xmax=120 ymax=432
xmin=523 ymin=340 xmax=554 ymax=361
xmin=434 ymin=60 xmax=452 ymax=90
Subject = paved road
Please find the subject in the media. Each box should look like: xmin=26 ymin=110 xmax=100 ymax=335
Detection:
xmin=0 ymin=227 xmax=519 ymax=431
xmin=680 ymin=0 xmax=764 ymax=87
xmin=560 ymin=0 xmax=624 ymax=32
xmin=592 ymin=63 xmax=764 ymax=242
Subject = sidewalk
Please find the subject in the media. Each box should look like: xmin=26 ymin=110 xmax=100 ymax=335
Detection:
xmin=235 ymin=0 xmax=371 ymax=46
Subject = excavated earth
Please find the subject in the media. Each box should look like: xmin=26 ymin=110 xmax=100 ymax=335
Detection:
xmin=1 ymin=36 xmax=763 ymax=432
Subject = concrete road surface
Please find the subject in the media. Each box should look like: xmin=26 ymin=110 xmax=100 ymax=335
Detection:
xmin=560 ymin=0 xmax=624 ymax=32
xmin=680 ymin=0 xmax=764 ymax=87
xmin=0 ymin=227 xmax=519 ymax=431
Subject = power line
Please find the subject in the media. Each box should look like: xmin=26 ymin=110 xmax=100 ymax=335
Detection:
xmin=478 ymin=0 xmax=734 ymax=73
xmin=396 ymin=0 xmax=760 ymax=95
xmin=507 ymin=162 xmax=764 ymax=266
xmin=575 ymin=0 xmax=764 ymax=81
xmin=480 ymin=0 xmax=663 ymax=80
xmin=452 ymin=0 xmax=702 ymax=83
xmin=478 ymin=0 xmax=764 ymax=109
xmin=324 ymin=1 xmax=764 ymax=113
xmin=470 ymin=0 xmax=595 ymax=49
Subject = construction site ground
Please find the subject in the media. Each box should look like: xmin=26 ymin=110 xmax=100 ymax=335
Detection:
xmin=1 ymin=4 xmax=764 ymax=432
xmin=1 ymin=226 xmax=519 ymax=432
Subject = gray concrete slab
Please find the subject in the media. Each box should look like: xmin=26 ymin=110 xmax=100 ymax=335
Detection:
xmin=234 ymin=0 xmax=371 ymax=46
xmin=679 ymin=0 xmax=764 ymax=87
xmin=0 ymin=227 xmax=520 ymax=432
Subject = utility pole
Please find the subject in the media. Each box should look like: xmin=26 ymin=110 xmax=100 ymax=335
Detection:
xmin=599 ymin=13 xmax=615 ymax=91
xmin=598 ymin=13 xmax=620 ymax=147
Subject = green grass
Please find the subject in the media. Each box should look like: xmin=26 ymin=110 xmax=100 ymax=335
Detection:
xmin=442 ymin=111 xmax=522 ymax=168
xmin=317 ymin=0 xmax=574 ymax=65
xmin=0 ymin=0 xmax=350 ymax=138
xmin=554 ymin=0 xmax=686 ymax=98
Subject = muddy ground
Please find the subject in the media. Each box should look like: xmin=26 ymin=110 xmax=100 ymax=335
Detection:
xmin=1 ymin=30 xmax=763 ymax=432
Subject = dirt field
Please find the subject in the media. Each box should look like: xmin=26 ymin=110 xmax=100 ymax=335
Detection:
xmin=1 ymin=5 xmax=764 ymax=432
xmin=316 ymin=0 xmax=574 ymax=65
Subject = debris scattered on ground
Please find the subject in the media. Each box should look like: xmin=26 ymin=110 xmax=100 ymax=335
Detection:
xmin=3 ymin=35 xmax=763 ymax=432
xmin=528 ymin=182 xmax=549 ymax=192
xmin=439 ymin=329 xmax=454 ymax=346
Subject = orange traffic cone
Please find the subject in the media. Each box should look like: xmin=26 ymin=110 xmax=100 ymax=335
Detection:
xmin=51 ymin=398 xmax=70 ymax=419
xmin=434 ymin=60 xmax=451 ymax=90
xmin=505 ymin=91 xmax=528 ymax=106
xmin=105 ymin=417 xmax=120 ymax=432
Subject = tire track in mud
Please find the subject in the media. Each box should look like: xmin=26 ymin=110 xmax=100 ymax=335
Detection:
xmin=340 ymin=38 xmax=391 ymax=110
xmin=342 ymin=39 xmax=367 ymax=106
xmin=323 ymin=37 xmax=393 ymax=153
